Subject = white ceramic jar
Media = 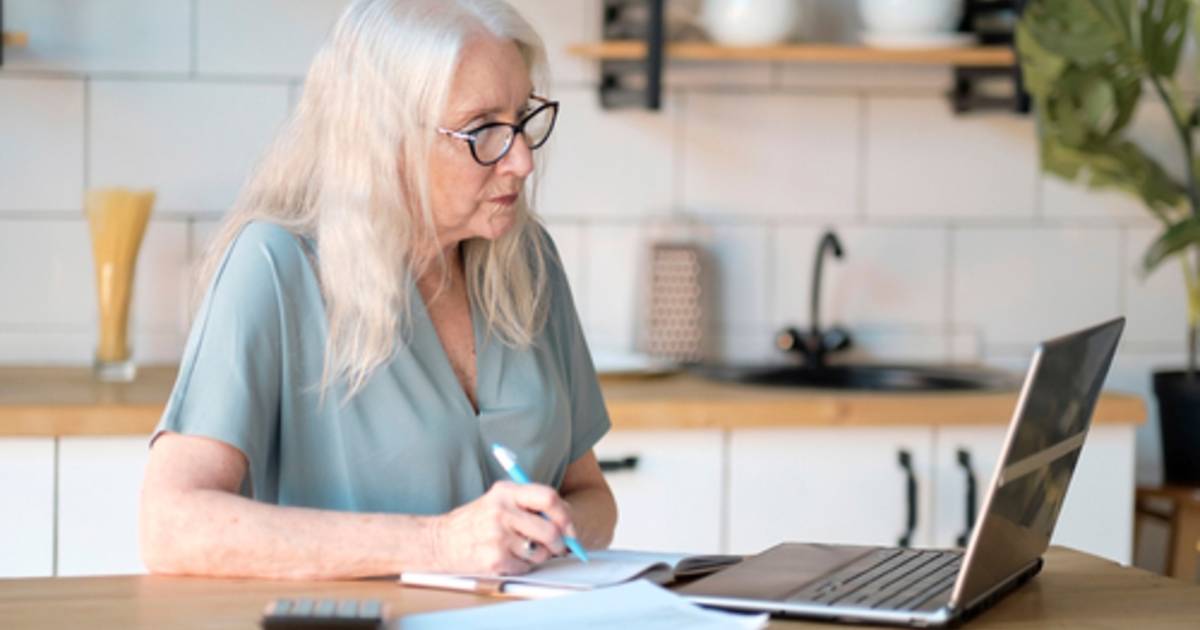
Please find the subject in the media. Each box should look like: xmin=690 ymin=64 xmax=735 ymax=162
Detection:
xmin=701 ymin=0 xmax=803 ymax=46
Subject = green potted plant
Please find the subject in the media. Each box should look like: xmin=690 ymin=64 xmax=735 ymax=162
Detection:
xmin=1017 ymin=0 xmax=1200 ymax=484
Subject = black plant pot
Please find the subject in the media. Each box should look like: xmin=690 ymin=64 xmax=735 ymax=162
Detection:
xmin=1154 ymin=370 xmax=1200 ymax=485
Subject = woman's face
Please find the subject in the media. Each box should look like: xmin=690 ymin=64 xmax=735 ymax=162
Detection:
xmin=428 ymin=33 xmax=535 ymax=251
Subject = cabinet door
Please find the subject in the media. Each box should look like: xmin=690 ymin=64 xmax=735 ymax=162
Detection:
xmin=57 ymin=436 xmax=149 ymax=576
xmin=934 ymin=424 xmax=1135 ymax=564
xmin=0 ymin=438 xmax=55 ymax=577
xmin=1050 ymin=424 xmax=1134 ymax=563
xmin=593 ymin=429 xmax=723 ymax=554
xmin=932 ymin=426 xmax=1006 ymax=550
xmin=728 ymin=428 xmax=934 ymax=555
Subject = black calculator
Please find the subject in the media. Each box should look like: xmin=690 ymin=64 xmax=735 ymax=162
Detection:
xmin=260 ymin=597 xmax=387 ymax=630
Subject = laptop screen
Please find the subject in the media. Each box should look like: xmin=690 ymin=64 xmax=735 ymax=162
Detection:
xmin=951 ymin=318 xmax=1124 ymax=609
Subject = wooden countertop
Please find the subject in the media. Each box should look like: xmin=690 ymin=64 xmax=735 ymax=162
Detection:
xmin=0 ymin=548 xmax=1197 ymax=629
xmin=0 ymin=366 xmax=1145 ymax=437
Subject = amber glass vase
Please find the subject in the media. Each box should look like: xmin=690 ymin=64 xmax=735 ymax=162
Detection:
xmin=85 ymin=188 xmax=155 ymax=382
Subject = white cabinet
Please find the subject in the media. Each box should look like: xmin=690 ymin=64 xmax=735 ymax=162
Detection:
xmin=0 ymin=438 xmax=55 ymax=578
xmin=727 ymin=427 xmax=935 ymax=555
xmin=1049 ymin=424 xmax=1135 ymax=563
xmin=594 ymin=429 xmax=723 ymax=554
xmin=729 ymin=424 xmax=1136 ymax=564
xmin=56 ymin=436 xmax=148 ymax=576
xmin=932 ymin=426 xmax=1007 ymax=549
xmin=0 ymin=420 xmax=1138 ymax=576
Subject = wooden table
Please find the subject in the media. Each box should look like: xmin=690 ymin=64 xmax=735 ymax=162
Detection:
xmin=1 ymin=548 xmax=1197 ymax=629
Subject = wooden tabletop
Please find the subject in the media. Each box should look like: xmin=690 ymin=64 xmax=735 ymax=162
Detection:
xmin=0 ymin=366 xmax=1145 ymax=437
xmin=1 ymin=548 xmax=1197 ymax=629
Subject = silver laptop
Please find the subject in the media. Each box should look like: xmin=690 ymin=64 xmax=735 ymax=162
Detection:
xmin=678 ymin=317 xmax=1125 ymax=627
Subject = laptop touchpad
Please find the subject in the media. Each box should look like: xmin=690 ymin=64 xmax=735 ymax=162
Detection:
xmin=678 ymin=543 xmax=874 ymax=600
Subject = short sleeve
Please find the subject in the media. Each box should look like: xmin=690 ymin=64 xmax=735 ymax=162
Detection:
xmin=542 ymin=230 xmax=612 ymax=464
xmin=154 ymin=222 xmax=287 ymax=497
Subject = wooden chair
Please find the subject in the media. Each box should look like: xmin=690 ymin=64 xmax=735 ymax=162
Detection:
xmin=1134 ymin=485 xmax=1200 ymax=581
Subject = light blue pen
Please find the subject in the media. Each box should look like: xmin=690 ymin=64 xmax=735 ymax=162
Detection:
xmin=490 ymin=443 xmax=590 ymax=563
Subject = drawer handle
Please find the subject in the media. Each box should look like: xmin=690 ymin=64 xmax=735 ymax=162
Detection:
xmin=598 ymin=455 xmax=640 ymax=473
xmin=955 ymin=448 xmax=978 ymax=548
xmin=897 ymin=449 xmax=917 ymax=548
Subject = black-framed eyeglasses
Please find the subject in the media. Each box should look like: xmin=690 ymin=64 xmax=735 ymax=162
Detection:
xmin=437 ymin=95 xmax=559 ymax=166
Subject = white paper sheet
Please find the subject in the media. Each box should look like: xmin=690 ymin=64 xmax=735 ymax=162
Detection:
xmin=393 ymin=579 xmax=768 ymax=630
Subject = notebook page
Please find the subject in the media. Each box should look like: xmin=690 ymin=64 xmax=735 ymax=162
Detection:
xmin=473 ymin=549 xmax=689 ymax=588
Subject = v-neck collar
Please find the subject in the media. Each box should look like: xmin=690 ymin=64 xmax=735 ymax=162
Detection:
xmin=409 ymin=271 xmax=486 ymax=419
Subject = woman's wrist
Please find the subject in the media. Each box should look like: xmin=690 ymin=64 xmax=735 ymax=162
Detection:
xmin=421 ymin=512 xmax=446 ymax=572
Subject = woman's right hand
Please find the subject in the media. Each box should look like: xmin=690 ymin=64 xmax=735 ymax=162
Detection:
xmin=431 ymin=480 xmax=578 ymax=575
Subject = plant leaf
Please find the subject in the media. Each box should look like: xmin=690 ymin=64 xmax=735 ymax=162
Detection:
xmin=1145 ymin=215 xmax=1200 ymax=271
xmin=1141 ymin=0 xmax=1191 ymax=77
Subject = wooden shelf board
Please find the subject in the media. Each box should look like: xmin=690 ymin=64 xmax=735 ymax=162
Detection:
xmin=567 ymin=41 xmax=1015 ymax=66
xmin=2 ymin=32 xmax=30 ymax=47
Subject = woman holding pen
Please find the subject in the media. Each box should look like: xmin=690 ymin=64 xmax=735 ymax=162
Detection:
xmin=139 ymin=0 xmax=617 ymax=579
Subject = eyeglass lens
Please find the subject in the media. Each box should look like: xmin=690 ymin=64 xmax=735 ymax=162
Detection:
xmin=473 ymin=104 xmax=555 ymax=164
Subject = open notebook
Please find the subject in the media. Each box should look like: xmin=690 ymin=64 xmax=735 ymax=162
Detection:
xmin=399 ymin=549 xmax=741 ymax=599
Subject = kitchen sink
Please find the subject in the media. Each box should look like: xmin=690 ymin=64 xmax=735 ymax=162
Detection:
xmin=694 ymin=363 xmax=1020 ymax=392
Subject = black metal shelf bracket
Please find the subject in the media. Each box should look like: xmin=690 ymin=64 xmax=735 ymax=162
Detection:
xmin=950 ymin=0 xmax=1030 ymax=114
xmin=599 ymin=0 xmax=664 ymax=110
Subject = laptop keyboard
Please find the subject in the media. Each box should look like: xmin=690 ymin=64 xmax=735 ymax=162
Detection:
xmin=787 ymin=548 xmax=962 ymax=612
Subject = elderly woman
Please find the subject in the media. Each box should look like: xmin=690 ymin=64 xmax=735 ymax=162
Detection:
xmin=139 ymin=0 xmax=617 ymax=579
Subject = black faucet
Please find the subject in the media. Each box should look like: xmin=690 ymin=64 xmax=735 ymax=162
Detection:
xmin=776 ymin=229 xmax=852 ymax=368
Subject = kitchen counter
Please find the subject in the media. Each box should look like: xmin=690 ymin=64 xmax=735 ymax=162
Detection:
xmin=0 ymin=366 xmax=1145 ymax=436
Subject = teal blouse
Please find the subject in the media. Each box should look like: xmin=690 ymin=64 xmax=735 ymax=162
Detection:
xmin=156 ymin=221 xmax=611 ymax=514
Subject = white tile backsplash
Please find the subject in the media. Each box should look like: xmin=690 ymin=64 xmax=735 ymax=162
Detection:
xmin=195 ymin=0 xmax=347 ymax=77
xmin=715 ymin=327 xmax=779 ymax=363
xmin=0 ymin=331 xmax=93 ymax=364
xmin=537 ymin=87 xmax=674 ymax=218
xmin=190 ymin=219 xmax=222 ymax=262
xmin=866 ymin=96 xmax=1038 ymax=219
xmin=1124 ymin=227 xmax=1189 ymax=347
xmin=3 ymin=0 xmax=191 ymax=74
xmin=508 ymin=0 xmax=599 ymax=86
xmin=665 ymin=61 xmax=773 ymax=88
xmin=542 ymin=220 xmax=586 ymax=313
xmin=0 ymin=220 xmax=94 ymax=326
xmin=682 ymin=92 xmax=858 ymax=217
xmin=0 ymin=78 xmax=84 ymax=211
xmin=0 ymin=218 xmax=187 ymax=363
xmin=133 ymin=221 xmax=190 ymax=333
xmin=774 ymin=225 xmax=948 ymax=330
xmin=89 ymin=81 xmax=290 ymax=213
xmin=708 ymin=223 xmax=771 ymax=329
xmin=953 ymin=227 xmax=1122 ymax=347
xmin=583 ymin=223 xmax=643 ymax=353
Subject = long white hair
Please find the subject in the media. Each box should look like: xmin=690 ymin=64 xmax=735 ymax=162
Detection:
xmin=194 ymin=0 xmax=551 ymax=401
